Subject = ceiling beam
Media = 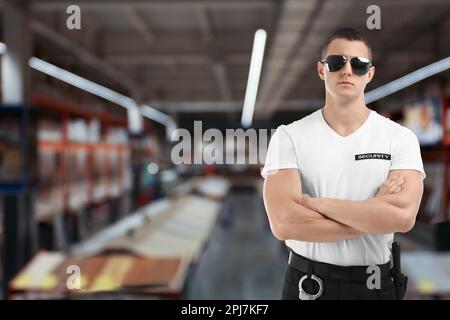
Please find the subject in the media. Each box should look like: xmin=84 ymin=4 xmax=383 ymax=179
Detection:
xmin=256 ymin=0 xmax=450 ymax=118
xmin=379 ymin=7 xmax=450 ymax=61
xmin=105 ymin=53 xmax=250 ymax=65
xmin=31 ymin=20 xmax=140 ymax=93
xmin=81 ymin=13 xmax=102 ymax=54
xmin=98 ymin=29 xmax=264 ymax=55
xmin=255 ymin=0 xmax=320 ymax=118
xmin=258 ymin=0 xmax=327 ymax=117
xmin=144 ymin=100 xmax=322 ymax=113
xmin=124 ymin=8 xmax=156 ymax=44
xmin=195 ymin=7 xmax=213 ymax=43
xmin=32 ymin=0 xmax=274 ymax=11
xmin=212 ymin=62 xmax=233 ymax=101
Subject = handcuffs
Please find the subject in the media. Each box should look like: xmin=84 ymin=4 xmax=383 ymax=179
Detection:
xmin=298 ymin=274 xmax=324 ymax=300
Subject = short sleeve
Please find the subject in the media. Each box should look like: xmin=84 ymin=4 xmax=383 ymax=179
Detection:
xmin=261 ymin=125 xmax=299 ymax=179
xmin=390 ymin=129 xmax=426 ymax=180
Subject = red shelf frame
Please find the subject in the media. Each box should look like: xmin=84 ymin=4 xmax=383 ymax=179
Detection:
xmin=33 ymin=93 xmax=130 ymax=215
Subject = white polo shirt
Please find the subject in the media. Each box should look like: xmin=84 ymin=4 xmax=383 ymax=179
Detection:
xmin=261 ymin=108 xmax=426 ymax=266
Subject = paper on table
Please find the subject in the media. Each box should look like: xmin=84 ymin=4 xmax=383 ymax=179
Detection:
xmin=88 ymin=255 xmax=135 ymax=292
xmin=10 ymin=251 xmax=66 ymax=290
xmin=121 ymin=256 xmax=182 ymax=288
xmin=104 ymin=195 xmax=219 ymax=258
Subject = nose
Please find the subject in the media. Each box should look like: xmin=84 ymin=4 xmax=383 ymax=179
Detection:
xmin=340 ymin=59 xmax=352 ymax=76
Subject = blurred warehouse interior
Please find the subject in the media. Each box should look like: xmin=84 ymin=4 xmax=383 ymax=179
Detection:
xmin=0 ymin=0 xmax=450 ymax=299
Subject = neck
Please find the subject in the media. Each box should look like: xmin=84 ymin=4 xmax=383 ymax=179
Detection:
xmin=322 ymin=94 xmax=371 ymax=136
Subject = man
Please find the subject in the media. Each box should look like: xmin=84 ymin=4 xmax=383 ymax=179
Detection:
xmin=261 ymin=28 xmax=426 ymax=300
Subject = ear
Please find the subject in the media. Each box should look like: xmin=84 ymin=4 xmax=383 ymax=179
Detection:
xmin=317 ymin=61 xmax=325 ymax=80
xmin=366 ymin=66 xmax=375 ymax=84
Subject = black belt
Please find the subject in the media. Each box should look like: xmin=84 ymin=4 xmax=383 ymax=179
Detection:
xmin=288 ymin=250 xmax=392 ymax=282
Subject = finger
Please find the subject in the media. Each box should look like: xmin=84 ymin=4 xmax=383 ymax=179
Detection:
xmin=388 ymin=181 xmax=403 ymax=193
xmin=385 ymin=179 xmax=396 ymax=187
xmin=393 ymin=176 xmax=405 ymax=185
xmin=386 ymin=178 xmax=401 ymax=187
xmin=389 ymin=174 xmax=400 ymax=181
xmin=387 ymin=186 xmax=397 ymax=193
xmin=389 ymin=183 xmax=404 ymax=193
xmin=390 ymin=175 xmax=404 ymax=183
xmin=381 ymin=176 xmax=403 ymax=194
xmin=388 ymin=179 xmax=403 ymax=189
xmin=394 ymin=177 xmax=406 ymax=187
xmin=388 ymin=176 xmax=405 ymax=187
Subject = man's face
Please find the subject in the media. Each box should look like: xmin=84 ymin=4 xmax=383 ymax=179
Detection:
xmin=317 ymin=38 xmax=375 ymax=102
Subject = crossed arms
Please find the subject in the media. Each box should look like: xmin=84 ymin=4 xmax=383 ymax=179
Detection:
xmin=262 ymin=168 xmax=424 ymax=242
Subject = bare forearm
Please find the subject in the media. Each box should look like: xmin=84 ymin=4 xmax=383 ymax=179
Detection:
xmin=303 ymin=196 xmax=407 ymax=234
xmin=263 ymin=169 xmax=367 ymax=243
xmin=279 ymin=201 xmax=366 ymax=242
xmin=285 ymin=214 xmax=365 ymax=242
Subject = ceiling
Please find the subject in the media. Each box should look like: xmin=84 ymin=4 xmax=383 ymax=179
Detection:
xmin=5 ymin=0 xmax=450 ymax=120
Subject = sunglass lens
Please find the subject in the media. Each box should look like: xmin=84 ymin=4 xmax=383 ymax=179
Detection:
xmin=325 ymin=55 xmax=346 ymax=72
xmin=351 ymin=57 xmax=371 ymax=75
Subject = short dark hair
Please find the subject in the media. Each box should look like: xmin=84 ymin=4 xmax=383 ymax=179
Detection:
xmin=321 ymin=28 xmax=372 ymax=60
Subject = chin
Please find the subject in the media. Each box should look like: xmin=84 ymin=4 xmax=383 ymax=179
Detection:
xmin=334 ymin=92 xmax=359 ymax=101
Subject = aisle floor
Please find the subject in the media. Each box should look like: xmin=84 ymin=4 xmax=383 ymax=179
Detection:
xmin=184 ymin=188 xmax=288 ymax=299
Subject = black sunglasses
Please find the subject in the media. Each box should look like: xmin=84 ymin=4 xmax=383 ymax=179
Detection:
xmin=320 ymin=55 xmax=372 ymax=75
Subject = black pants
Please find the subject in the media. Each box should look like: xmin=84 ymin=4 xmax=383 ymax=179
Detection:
xmin=281 ymin=265 xmax=397 ymax=300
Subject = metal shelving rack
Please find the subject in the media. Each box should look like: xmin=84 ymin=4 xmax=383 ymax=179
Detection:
xmin=30 ymin=93 xmax=134 ymax=249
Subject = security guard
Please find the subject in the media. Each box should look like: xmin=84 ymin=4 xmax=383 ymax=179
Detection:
xmin=262 ymin=28 xmax=425 ymax=300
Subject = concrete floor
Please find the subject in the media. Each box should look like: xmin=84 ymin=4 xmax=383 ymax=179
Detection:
xmin=184 ymin=188 xmax=288 ymax=300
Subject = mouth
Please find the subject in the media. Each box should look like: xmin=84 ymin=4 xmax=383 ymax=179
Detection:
xmin=338 ymin=81 xmax=354 ymax=86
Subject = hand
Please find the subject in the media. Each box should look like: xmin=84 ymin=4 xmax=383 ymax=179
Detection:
xmin=376 ymin=174 xmax=405 ymax=197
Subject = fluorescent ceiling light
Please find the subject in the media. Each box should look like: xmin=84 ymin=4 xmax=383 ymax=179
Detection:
xmin=241 ymin=29 xmax=267 ymax=128
xmin=29 ymin=57 xmax=136 ymax=109
xmin=140 ymin=104 xmax=172 ymax=126
xmin=1 ymin=41 xmax=173 ymax=127
xmin=365 ymin=56 xmax=450 ymax=103
xmin=29 ymin=57 xmax=174 ymax=126
xmin=28 ymin=56 xmax=174 ymax=126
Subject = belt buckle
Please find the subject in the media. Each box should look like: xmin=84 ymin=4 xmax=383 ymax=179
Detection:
xmin=298 ymin=274 xmax=323 ymax=300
